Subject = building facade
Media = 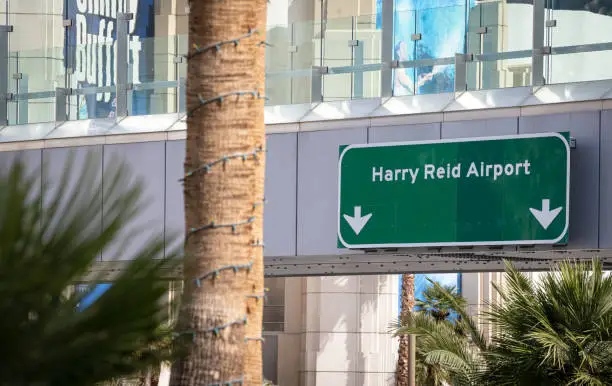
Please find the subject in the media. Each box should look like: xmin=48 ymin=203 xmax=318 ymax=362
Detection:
xmin=2 ymin=0 xmax=612 ymax=385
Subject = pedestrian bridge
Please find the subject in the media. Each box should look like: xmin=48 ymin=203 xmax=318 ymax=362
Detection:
xmin=2 ymin=84 xmax=612 ymax=278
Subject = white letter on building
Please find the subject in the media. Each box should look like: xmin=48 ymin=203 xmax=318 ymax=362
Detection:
xmin=130 ymin=36 xmax=142 ymax=84
xmin=75 ymin=14 xmax=88 ymax=82
xmin=77 ymin=0 xmax=88 ymax=13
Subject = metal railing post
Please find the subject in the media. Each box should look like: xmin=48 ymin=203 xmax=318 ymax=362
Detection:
xmin=454 ymin=53 xmax=472 ymax=92
xmin=16 ymin=74 xmax=27 ymax=124
xmin=116 ymin=12 xmax=133 ymax=117
xmin=311 ymin=66 xmax=326 ymax=103
xmin=380 ymin=0 xmax=394 ymax=98
xmin=0 ymin=25 xmax=13 ymax=125
xmin=55 ymin=87 xmax=71 ymax=122
xmin=352 ymin=40 xmax=364 ymax=99
xmin=532 ymin=0 xmax=546 ymax=86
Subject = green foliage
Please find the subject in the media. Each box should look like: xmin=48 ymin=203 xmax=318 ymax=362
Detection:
xmin=395 ymin=260 xmax=612 ymax=386
xmin=0 ymin=153 xmax=181 ymax=386
xmin=395 ymin=280 xmax=484 ymax=385
xmin=415 ymin=282 xmax=467 ymax=322
xmin=479 ymin=260 xmax=612 ymax=385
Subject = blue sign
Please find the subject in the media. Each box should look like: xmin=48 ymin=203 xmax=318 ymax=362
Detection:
xmin=76 ymin=283 xmax=112 ymax=311
xmin=65 ymin=0 xmax=155 ymax=118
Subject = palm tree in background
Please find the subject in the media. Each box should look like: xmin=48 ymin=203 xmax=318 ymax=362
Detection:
xmin=396 ymin=280 xmax=485 ymax=385
xmin=479 ymin=260 xmax=612 ymax=385
xmin=415 ymin=282 xmax=467 ymax=322
xmin=397 ymin=260 xmax=612 ymax=385
xmin=170 ymin=0 xmax=267 ymax=384
xmin=396 ymin=274 xmax=415 ymax=386
xmin=0 ymin=155 xmax=178 ymax=385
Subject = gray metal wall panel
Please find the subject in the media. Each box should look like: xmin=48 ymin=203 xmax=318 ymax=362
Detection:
xmin=102 ymin=142 xmax=166 ymax=260
xmin=519 ymin=112 xmax=600 ymax=248
xmin=165 ymin=140 xmax=185 ymax=256
xmin=369 ymin=123 xmax=441 ymax=143
xmin=0 ymin=149 xmax=42 ymax=175
xmin=441 ymin=118 xmax=518 ymax=139
xmin=42 ymin=146 xmax=103 ymax=259
xmin=601 ymin=111 xmax=612 ymax=248
xmin=265 ymin=133 xmax=298 ymax=257
xmin=297 ymin=128 xmax=368 ymax=255
xmin=0 ymin=150 xmax=42 ymax=203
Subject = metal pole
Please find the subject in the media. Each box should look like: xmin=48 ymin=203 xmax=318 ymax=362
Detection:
xmin=0 ymin=25 xmax=13 ymax=126
xmin=55 ymin=87 xmax=70 ymax=122
xmin=311 ymin=66 xmax=325 ymax=103
xmin=454 ymin=53 xmax=472 ymax=92
xmin=352 ymin=40 xmax=364 ymax=99
xmin=17 ymin=74 xmax=27 ymax=124
xmin=116 ymin=12 xmax=133 ymax=117
xmin=408 ymin=335 xmax=416 ymax=386
xmin=532 ymin=0 xmax=546 ymax=86
xmin=380 ymin=0 xmax=394 ymax=98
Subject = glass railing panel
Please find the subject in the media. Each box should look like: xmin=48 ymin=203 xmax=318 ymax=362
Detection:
xmin=468 ymin=55 xmax=533 ymax=91
xmin=547 ymin=51 xmax=612 ymax=84
xmin=467 ymin=1 xmax=533 ymax=55
xmin=322 ymin=16 xmax=354 ymax=101
xmin=266 ymin=23 xmax=294 ymax=106
xmin=393 ymin=61 xmax=455 ymax=96
xmin=294 ymin=18 xmax=322 ymax=70
xmin=394 ymin=57 xmax=457 ymax=96
xmin=7 ymin=46 xmax=64 ymax=125
xmin=127 ymin=35 xmax=181 ymax=117
xmin=265 ymin=19 xmax=319 ymax=105
xmin=354 ymin=14 xmax=381 ymax=99
xmin=548 ymin=3 xmax=612 ymax=47
xmin=466 ymin=1 xmax=533 ymax=91
xmin=68 ymin=88 xmax=117 ymax=120
xmin=64 ymin=32 xmax=118 ymax=120
xmin=177 ymin=34 xmax=188 ymax=81
xmin=6 ymin=1 xmax=64 ymax=66
xmin=414 ymin=4 xmax=466 ymax=95
xmin=546 ymin=5 xmax=612 ymax=85
xmin=292 ymin=19 xmax=321 ymax=104
xmin=393 ymin=9 xmax=417 ymax=96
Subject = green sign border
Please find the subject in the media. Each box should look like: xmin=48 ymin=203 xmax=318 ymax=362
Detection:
xmin=337 ymin=132 xmax=570 ymax=249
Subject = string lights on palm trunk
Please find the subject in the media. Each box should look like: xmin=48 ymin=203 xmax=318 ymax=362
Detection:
xmin=178 ymin=23 xmax=269 ymax=386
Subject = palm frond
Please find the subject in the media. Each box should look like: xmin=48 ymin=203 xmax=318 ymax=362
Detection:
xmin=0 ymin=152 xmax=181 ymax=386
xmin=480 ymin=259 xmax=612 ymax=385
xmin=429 ymin=280 xmax=487 ymax=352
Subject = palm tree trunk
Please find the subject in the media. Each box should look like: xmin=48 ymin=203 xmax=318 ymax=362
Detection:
xmin=170 ymin=0 xmax=267 ymax=384
xmin=396 ymin=274 xmax=415 ymax=386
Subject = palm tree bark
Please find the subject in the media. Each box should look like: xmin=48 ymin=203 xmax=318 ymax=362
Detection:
xmin=170 ymin=0 xmax=267 ymax=384
xmin=396 ymin=274 xmax=415 ymax=386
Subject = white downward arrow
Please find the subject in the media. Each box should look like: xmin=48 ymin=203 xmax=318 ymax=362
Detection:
xmin=529 ymin=199 xmax=562 ymax=230
xmin=343 ymin=206 xmax=372 ymax=235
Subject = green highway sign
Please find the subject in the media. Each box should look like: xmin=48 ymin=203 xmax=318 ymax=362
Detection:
xmin=337 ymin=132 xmax=570 ymax=249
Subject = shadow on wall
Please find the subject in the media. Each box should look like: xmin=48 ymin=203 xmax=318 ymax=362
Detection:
xmin=310 ymin=274 xmax=397 ymax=386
